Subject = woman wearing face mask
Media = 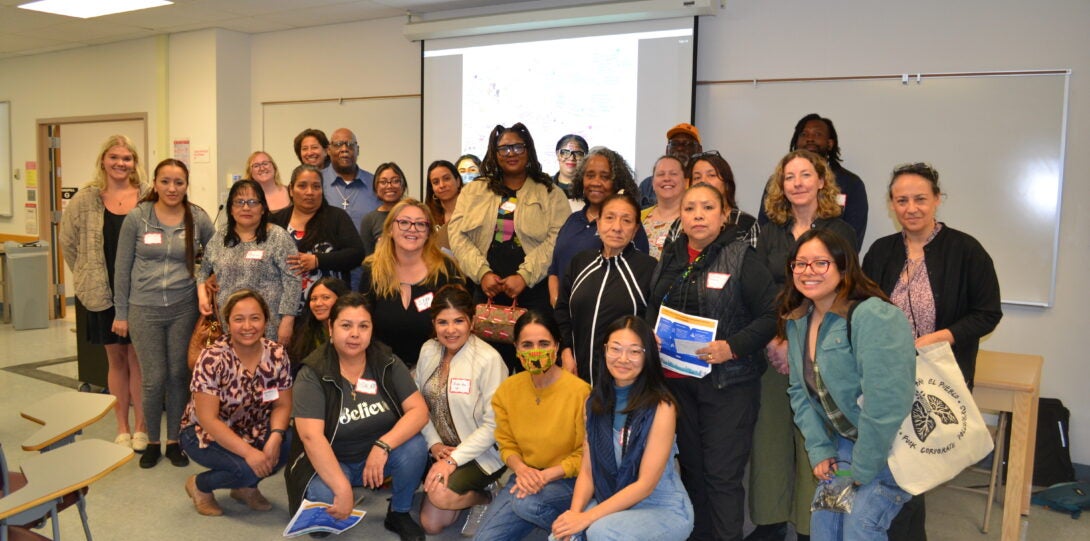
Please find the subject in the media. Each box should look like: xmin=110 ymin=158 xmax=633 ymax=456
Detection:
xmin=113 ymin=159 xmax=215 ymax=469
xmin=457 ymin=154 xmax=482 ymax=184
xmin=552 ymin=134 xmax=589 ymax=201
xmin=245 ymin=151 xmax=290 ymax=212
xmin=287 ymin=277 xmax=350 ymax=372
xmin=414 ymin=285 xmax=508 ymax=536
xmin=359 ymin=162 xmax=408 ymax=257
xmin=425 ymin=160 xmax=464 ymax=255
xmin=473 ymin=310 xmax=591 ymax=540
xmin=547 ymin=147 xmax=648 ymax=307
xmin=270 ymin=164 xmax=364 ymax=308
xmin=555 ymin=194 xmax=657 ymax=384
xmin=646 ymin=183 xmax=778 ymax=541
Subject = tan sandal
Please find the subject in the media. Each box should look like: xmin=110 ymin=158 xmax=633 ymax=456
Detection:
xmin=229 ymin=487 xmax=272 ymax=511
xmin=185 ymin=475 xmax=223 ymax=516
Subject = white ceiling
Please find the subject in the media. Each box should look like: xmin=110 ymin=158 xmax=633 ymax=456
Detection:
xmin=0 ymin=0 xmax=562 ymax=59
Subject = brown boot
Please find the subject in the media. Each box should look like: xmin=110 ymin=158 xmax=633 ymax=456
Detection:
xmin=185 ymin=475 xmax=223 ymax=516
xmin=229 ymin=487 xmax=272 ymax=511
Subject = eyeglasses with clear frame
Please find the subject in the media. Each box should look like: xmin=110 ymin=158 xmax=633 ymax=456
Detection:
xmin=605 ymin=343 xmax=646 ymax=362
xmin=788 ymin=260 xmax=834 ymax=274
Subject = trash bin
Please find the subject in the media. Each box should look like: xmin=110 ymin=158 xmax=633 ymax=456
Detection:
xmin=3 ymin=241 xmax=49 ymax=330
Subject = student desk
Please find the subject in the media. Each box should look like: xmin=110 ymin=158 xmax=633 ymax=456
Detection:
xmin=20 ymin=392 xmax=115 ymax=452
xmin=0 ymin=439 xmax=133 ymax=541
xmin=972 ymin=350 xmax=1043 ymax=541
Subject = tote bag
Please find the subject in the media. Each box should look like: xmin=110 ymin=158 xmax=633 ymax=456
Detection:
xmin=887 ymin=341 xmax=994 ymax=495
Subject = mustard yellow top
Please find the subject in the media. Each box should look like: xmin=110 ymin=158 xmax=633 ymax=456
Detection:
xmin=491 ymin=370 xmax=590 ymax=478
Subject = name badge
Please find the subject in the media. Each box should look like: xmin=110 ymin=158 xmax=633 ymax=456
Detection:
xmin=245 ymin=250 xmax=264 ymax=260
xmin=413 ymin=292 xmax=434 ymax=312
xmin=144 ymin=232 xmax=162 ymax=245
xmin=500 ymin=200 xmax=517 ymax=213
xmin=262 ymin=387 xmax=279 ymax=402
xmin=836 ymin=193 xmax=847 ymax=207
xmin=706 ymin=272 xmax=730 ymax=290
xmin=355 ymin=378 xmax=378 ymax=395
xmin=449 ymin=378 xmax=471 ymax=394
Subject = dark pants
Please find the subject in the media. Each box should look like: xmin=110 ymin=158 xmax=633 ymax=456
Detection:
xmin=888 ymin=493 xmax=927 ymax=541
xmin=180 ymin=425 xmax=291 ymax=493
xmin=666 ymin=376 xmax=760 ymax=541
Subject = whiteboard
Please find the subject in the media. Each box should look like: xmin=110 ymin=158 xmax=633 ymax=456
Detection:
xmin=696 ymin=72 xmax=1068 ymax=307
xmin=261 ymin=96 xmax=422 ymax=198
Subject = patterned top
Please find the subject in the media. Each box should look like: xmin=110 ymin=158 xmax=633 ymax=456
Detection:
xmin=890 ymin=223 xmax=942 ymax=337
xmin=421 ymin=358 xmax=461 ymax=447
xmin=640 ymin=205 xmax=674 ymax=259
xmin=180 ymin=335 xmax=293 ymax=448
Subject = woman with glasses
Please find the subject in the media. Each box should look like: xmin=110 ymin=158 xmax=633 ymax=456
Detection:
xmin=425 ymin=159 xmax=464 ymax=256
xmin=555 ymin=194 xmax=656 ymax=384
xmin=552 ymin=134 xmax=589 ymax=201
xmin=861 ymin=163 xmax=1002 ymax=540
xmin=550 ymin=316 xmax=693 ymax=541
xmin=270 ymin=165 xmax=364 ymax=315
xmin=244 ymin=151 xmax=290 ymax=212
xmin=547 ymin=146 xmax=648 ymax=307
xmin=448 ymin=123 xmax=570 ymax=372
xmin=646 ymin=183 xmax=778 ymax=541
xmin=641 ymin=155 xmax=686 ymax=259
xmin=198 ymin=179 xmax=301 ymax=345
xmin=359 ymin=162 xmax=408 ymax=257
xmin=746 ymin=150 xmax=856 ymax=541
xmin=359 ymin=199 xmax=465 ymax=371
xmin=781 ymin=228 xmax=915 ymax=541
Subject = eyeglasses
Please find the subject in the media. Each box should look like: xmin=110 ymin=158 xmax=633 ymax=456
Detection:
xmin=394 ymin=219 xmax=430 ymax=232
xmin=789 ymin=259 xmax=834 ymax=274
xmin=497 ymin=143 xmax=527 ymax=156
xmin=329 ymin=141 xmax=357 ymax=149
xmin=557 ymin=148 xmax=586 ymax=160
xmin=690 ymin=150 xmax=722 ymax=161
xmin=605 ymin=343 xmax=646 ymax=362
xmin=376 ymin=178 xmax=402 ymax=187
xmin=232 ymin=199 xmax=262 ymax=208
xmin=250 ymin=161 xmax=273 ymax=170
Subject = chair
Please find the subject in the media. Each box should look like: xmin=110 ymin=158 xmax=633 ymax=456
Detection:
xmin=0 ymin=443 xmax=86 ymax=540
xmin=945 ymin=411 xmax=1009 ymax=533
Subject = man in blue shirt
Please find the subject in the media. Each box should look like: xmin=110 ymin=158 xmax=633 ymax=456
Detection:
xmin=326 ymin=128 xmax=380 ymax=232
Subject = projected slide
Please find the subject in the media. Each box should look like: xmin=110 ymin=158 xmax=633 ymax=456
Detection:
xmin=424 ymin=18 xmax=694 ymax=178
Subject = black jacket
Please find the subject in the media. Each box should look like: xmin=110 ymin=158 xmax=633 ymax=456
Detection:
xmin=862 ymin=225 xmax=1002 ymax=387
xmin=269 ymin=203 xmax=365 ymax=275
xmin=647 ymin=226 xmax=778 ymax=388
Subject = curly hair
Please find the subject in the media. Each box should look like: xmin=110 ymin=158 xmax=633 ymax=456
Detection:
xmin=479 ymin=123 xmax=554 ymax=195
xmin=363 ymin=199 xmax=460 ymax=298
xmin=571 ymin=147 xmax=639 ymax=203
xmin=764 ymin=150 xmax=843 ymax=225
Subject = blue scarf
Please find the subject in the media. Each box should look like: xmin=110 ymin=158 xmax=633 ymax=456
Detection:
xmin=586 ymin=386 xmax=656 ymax=502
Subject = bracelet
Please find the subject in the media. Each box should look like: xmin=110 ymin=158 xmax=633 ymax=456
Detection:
xmin=373 ymin=439 xmax=392 ymax=454
xmin=270 ymin=428 xmax=287 ymax=437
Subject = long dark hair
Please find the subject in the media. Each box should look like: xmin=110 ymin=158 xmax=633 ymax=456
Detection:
xmin=286 ymin=164 xmax=335 ymax=253
xmin=224 ymin=179 xmax=270 ymax=247
xmin=289 ymin=277 xmax=350 ymax=362
xmin=144 ymin=159 xmax=200 ymax=277
xmin=425 ymin=159 xmax=461 ymax=225
xmin=480 ymin=123 xmax=553 ymax=195
xmin=776 ymin=228 xmax=887 ymax=338
xmin=589 ymin=316 xmax=676 ymax=416
xmin=789 ymin=113 xmax=842 ymax=165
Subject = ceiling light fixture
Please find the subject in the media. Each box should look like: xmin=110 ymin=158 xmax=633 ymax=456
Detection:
xmin=18 ymin=0 xmax=173 ymax=19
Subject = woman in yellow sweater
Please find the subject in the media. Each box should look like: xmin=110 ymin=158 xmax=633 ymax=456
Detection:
xmin=473 ymin=310 xmax=591 ymax=540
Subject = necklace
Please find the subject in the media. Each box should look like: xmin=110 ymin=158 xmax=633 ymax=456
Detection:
xmin=334 ymin=185 xmax=353 ymax=210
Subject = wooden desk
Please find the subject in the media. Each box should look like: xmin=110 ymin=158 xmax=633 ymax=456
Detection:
xmin=972 ymin=350 xmax=1043 ymax=541
xmin=20 ymin=392 xmax=116 ymax=452
xmin=0 ymin=439 xmax=132 ymax=525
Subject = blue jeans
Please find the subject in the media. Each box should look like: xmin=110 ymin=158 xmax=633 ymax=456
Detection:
xmin=304 ymin=433 xmax=427 ymax=513
xmin=474 ymin=476 xmax=575 ymax=541
xmin=180 ymin=425 xmax=291 ymax=493
xmin=810 ymin=436 xmax=910 ymax=541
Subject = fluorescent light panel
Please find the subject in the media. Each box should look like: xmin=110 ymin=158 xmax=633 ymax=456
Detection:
xmin=18 ymin=0 xmax=173 ymax=19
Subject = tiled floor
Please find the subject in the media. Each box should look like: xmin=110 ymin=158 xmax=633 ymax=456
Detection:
xmin=1 ymin=315 xmax=1086 ymax=540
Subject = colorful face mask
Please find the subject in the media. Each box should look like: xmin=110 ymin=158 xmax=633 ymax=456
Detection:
xmin=460 ymin=172 xmax=479 ymax=184
xmin=517 ymin=347 xmax=556 ymax=375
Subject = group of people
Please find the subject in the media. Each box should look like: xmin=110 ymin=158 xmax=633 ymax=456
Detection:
xmin=58 ymin=112 xmax=1001 ymax=541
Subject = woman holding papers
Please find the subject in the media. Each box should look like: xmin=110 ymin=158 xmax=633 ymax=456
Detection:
xmin=180 ymin=289 xmax=292 ymax=516
xmin=645 ymin=183 xmax=778 ymax=541
xmin=780 ymin=228 xmax=915 ymax=541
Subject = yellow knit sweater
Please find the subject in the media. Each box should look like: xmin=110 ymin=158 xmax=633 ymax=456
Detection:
xmin=491 ymin=370 xmax=590 ymax=478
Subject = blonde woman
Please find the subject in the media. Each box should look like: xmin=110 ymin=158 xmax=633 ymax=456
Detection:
xmin=359 ymin=199 xmax=465 ymax=371
xmin=60 ymin=134 xmax=149 ymax=450
xmin=244 ymin=151 xmax=290 ymax=212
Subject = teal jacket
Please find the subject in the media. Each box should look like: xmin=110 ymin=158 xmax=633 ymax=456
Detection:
xmin=785 ymin=296 xmax=914 ymax=484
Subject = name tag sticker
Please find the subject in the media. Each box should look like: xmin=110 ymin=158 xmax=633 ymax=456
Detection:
xmin=355 ymin=378 xmax=378 ymax=395
xmin=143 ymin=232 xmax=162 ymax=245
xmin=245 ymin=250 xmax=264 ymax=260
xmin=837 ymin=193 xmax=847 ymax=206
xmin=449 ymin=378 xmax=471 ymax=394
xmin=262 ymin=388 xmax=279 ymax=402
xmin=706 ymin=272 xmax=730 ymax=290
xmin=414 ymin=292 xmax=434 ymax=312
xmin=500 ymin=201 xmax=517 ymax=213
